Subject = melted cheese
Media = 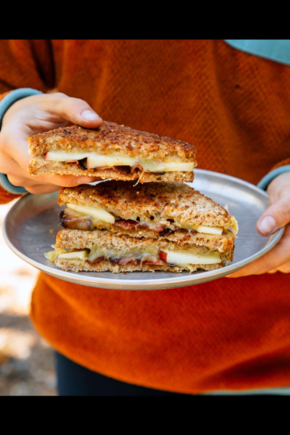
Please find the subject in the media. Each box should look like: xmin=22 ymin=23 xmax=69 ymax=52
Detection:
xmin=194 ymin=225 xmax=223 ymax=235
xmin=87 ymin=154 xmax=136 ymax=168
xmin=45 ymin=151 xmax=89 ymax=161
xmin=230 ymin=216 xmax=239 ymax=235
xmin=180 ymin=222 xmax=224 ymax=234
xmin=45 ymin=249 xmax=67 ymax=262
xmin=44 ymin=151 xmax=194 ymax=172
xmin=140 ymin=160 xmax=195 ymax=172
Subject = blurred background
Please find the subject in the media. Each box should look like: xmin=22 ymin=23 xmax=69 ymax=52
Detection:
xmin=0 ymin=200 xmax=56 ymax=396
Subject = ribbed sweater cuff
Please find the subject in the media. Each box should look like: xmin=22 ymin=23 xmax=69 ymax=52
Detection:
xmin=0 ymin=88 xmax=42 ymax=194
xmin=258 ymin=166 xmax=290 ymax=190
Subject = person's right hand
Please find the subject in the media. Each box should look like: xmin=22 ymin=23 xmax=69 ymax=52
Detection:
xmin=0 ymin=92 xmax=103 ymax=194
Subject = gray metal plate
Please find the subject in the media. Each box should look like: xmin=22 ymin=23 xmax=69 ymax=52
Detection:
xmin=2 ymin=169 xmax=284 ymax=290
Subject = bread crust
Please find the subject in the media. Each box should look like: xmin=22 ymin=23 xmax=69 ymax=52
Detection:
xmin=28 ymin=122 xmax=197 ymax=162
xmin=59 ymin=181 xmax=235 ymax=229
xmin=55 ymin=257 xmax=222 ymax=274
xmin=59 ymin=219 xmax=235 ymax=254
xmin=28 ymin=122 xmax=196 ymax=182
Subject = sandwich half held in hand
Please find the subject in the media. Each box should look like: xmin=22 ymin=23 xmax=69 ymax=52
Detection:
xmin=28 ymin=122 xmax=197 ymax=183
xmin=45 ymin=181 xmax=238 ymax=273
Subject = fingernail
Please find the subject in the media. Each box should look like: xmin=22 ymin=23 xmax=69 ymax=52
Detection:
xmin=258 ymin=216 xmax=277 ymax=235
xmin=81 ymin=110 xmax=101 ymax=120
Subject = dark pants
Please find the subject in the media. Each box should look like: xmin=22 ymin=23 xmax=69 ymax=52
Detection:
xmin=55 ymin=352 xmax=187 ymax=396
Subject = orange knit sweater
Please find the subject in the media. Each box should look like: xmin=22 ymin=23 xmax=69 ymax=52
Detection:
xmin=1 ymin=40 xmax=290 ymax=393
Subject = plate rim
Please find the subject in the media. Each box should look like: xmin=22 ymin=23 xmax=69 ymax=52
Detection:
xmin=2 ymin=169 xmax=285 ymax=290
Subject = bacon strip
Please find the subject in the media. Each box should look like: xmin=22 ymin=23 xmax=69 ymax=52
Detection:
xmin=59 ymin=212 xmax=93 ymax=231
xmin=159 ymin=251 xmax=167 ymax=263
xmin=112 ymin=166 xmax=131 ymax=175
xmin=118 ymin=257 xmax=139 ymax=265
xmin=115 ymin=219 xmax=139 ymax=229
xmin=144 ymin=260 xmax=167 ymax=266
xmin=151 ymin=225 xmax=166 ymax=233
xmin=131 ymin=164 xmax=144 ymax=174
xmin=138 ymin=224 xmax=165 ymax=232
xmin=89 ymin=256 xmax=105 ymax=264
xmin=89 ymin=255 xmax=168 ymax=267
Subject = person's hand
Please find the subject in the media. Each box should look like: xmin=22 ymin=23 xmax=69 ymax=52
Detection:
xmin=228 ymin=172 xmax=290 ymax=277
xmin=0 ymin=92 xmax=103 ymax=194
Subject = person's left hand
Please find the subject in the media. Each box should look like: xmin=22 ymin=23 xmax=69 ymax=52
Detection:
xmin=228 ymin=172 xmax=290 ymax=278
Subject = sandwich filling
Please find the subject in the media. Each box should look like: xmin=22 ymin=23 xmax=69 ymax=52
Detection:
xmin=46 ymin=246 xmax=224 ymax=268
xmin=60 ymin=203 xmax=238 ymax=235
xmin=45 ymin=151 xmax=196 ymax=174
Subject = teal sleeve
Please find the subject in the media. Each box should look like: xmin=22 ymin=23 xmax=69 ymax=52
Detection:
xmin=0 ymin=88 xmax=42 ymax=194
xmin=225 ymin=40 xmax=290 ymax=66
xmin=258 ymin=166 xmax=290 ymax=190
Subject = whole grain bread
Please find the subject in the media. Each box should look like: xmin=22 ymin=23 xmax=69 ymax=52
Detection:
xmin=59 ymin=181 xmax=238 ymax=231
xmin=28 ymin=122 xmax=196 ymax=182
xmin=55 ymin=229 xmax=234 ymax=260
xmin=28 ymin=122 xmax=197 ymax=161
xmin=55 ymin=257 xmax=222 ymax=274
xmin=58 ymin=218 xmax=235 ymax=253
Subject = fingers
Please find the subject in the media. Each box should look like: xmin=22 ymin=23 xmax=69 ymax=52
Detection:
xmin=256 ymin=173 xmax=290 ymax=236
xmin=257 ymin=195 xmax=290 ymax=236
xmin=228 ymin=225 xmax=290 ymax=277
xmin=46 ymin=93 xmax=103 ymax=128
xmin=8 ymin=173 xmax=99 ymax=190
xmin=26 ymin=185 xmax=63 ymax=194
xmin=33 ymin=175 xmax=101 ymax=188
xmin=269 ymin=261 xmax=290 ymax=274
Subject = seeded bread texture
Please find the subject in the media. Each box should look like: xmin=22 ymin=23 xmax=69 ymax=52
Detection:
xmin=28 ymin=122 xmax=197 ymax=161
xmin=59 ymin=181 xmax=236 ymax=229
xmin=28 ymin=122 xmax=196 ymax=182
xmin=55 ymin=258 xmax=222 ymax=274
xmin=60 ymin=219 xmax=235 ymax=254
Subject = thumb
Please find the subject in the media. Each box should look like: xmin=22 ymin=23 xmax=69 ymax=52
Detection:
xmin=256 ymin=193 xmax=290 ymax=236
xmin=46 ymin=93 xmax=102 ymax=128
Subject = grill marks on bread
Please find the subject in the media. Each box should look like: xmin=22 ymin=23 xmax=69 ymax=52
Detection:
xmin=28 ymin=122 xmax=197 ymax=161
xmin=59 ymin=181 xmax=233 ymax=229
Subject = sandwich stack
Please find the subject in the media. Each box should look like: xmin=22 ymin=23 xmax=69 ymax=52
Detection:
xmin=28 ymin=122 xmax=238 ymax=274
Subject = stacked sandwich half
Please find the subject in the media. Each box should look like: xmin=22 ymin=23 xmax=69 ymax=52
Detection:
xmin=28 ymin=122 xmax=238 ymax=274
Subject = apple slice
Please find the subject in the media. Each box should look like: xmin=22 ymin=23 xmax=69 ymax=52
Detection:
xmin=159 ymin=250 xmax=168 ymax=263
xmin=195 ymin=225 xmax=223 ymax=235
xmin=58 ymin=250 xmax=89 ymax=260
xmin=140 ymin=160 xmax=195 ymax=172
xmin=87 ymin=154 xmax=137 ymax=169
xmin=163 ymin=250 xmax=221 ymax=265
xmin=45 ymin=249 xmax=67 ymax=262
xmin=45 ymin=151 xmax=89 ymax=161
xmin=67 ymin=203 xmax=115 ymax=224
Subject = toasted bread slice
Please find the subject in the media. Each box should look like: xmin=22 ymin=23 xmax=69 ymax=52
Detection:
xmin=54 ymin=258 xmax=222 ymax=274
xmin=58 ymin=181 xmax=238 ymax=235
xmin=28 ymin=122 xmax=196 ymax=183
xmin=45 ymin=229 xmax=234 ymax=274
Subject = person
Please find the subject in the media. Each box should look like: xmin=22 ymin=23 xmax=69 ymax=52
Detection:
xmin=0 ymin=40 xmax=290 ymax=396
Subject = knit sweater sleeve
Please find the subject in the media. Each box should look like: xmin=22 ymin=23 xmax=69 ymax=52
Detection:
xmin=0 ymin=40 xmax=55 ymax=205
xmin=258 ymin=159 xmax=290 ymax=190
